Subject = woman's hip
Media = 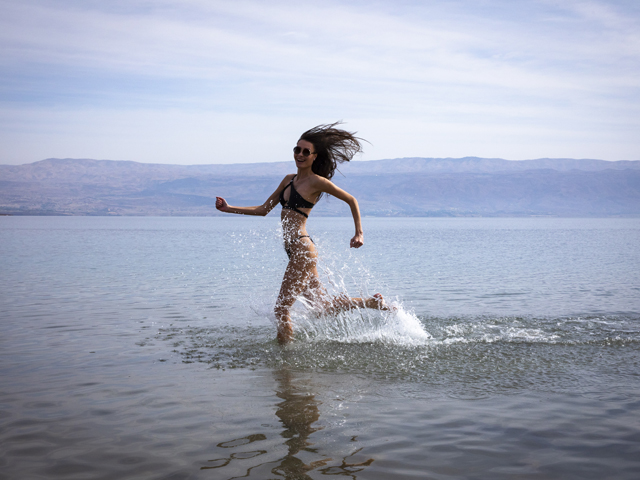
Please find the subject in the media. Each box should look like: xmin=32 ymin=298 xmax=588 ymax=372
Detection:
xmin=284 ymin=235 xmax=316 ymax=260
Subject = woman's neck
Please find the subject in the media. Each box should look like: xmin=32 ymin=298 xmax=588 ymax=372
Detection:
xmin=295 ymin=165 xmax=313 ymax=179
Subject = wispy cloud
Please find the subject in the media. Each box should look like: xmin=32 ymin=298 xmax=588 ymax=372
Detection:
xmin=1 ymin=0 xmax=639 ymax=164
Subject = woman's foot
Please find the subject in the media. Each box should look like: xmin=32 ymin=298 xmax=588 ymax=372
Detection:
xmin=366 ymin=293 xmax=393 ymax=311
xmin=277 ymin=321 xmax=293 ymax=345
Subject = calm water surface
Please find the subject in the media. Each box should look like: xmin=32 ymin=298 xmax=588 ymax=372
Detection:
xmin=1 ymin=216 xmax=639 ymax=479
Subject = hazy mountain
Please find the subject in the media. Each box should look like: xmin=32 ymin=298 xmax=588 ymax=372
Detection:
xmin=1 ymin=157 xmax=639 ymax=216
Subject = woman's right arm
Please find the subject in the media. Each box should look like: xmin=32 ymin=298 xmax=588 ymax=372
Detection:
xmin=216 ymin=175 xmax=292 ymax=216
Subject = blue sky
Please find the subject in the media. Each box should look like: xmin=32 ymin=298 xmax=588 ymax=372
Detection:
xmin=1 ymin=0 xmax=639 ymax=165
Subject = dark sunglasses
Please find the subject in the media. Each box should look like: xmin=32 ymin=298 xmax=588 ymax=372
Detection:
xmin=293 ymin=146 xmax=316 ymax=157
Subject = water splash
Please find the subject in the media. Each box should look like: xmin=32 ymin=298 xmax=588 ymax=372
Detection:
xmin=293 ymin=304 xmax=432 ymax=345
xmin=251 ymin=297 xmax=431 ymax=345
xmin=153 ymin=312 xmax=640 ymax=399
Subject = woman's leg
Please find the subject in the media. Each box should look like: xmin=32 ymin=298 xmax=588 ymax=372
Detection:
xmin=275 ymin=240 xmax=392 ymax=343
xmin=297 ymin=259 xmax=390 ymax=316
xmin=275 ymin=240 xmax=320 ymax=344
xmin=325 ymin=293 xmax=391 ymax=314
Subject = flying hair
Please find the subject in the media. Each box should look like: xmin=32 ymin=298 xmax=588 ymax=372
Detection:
xmin=299 ymin=122 xmax=366 ymax=185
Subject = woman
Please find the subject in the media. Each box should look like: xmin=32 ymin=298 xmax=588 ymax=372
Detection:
xmin=215 ymin=123 xmax=388 ymax=344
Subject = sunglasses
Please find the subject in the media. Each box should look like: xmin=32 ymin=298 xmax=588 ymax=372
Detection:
xmin=293 ymin=146 xmax=316 ymax=157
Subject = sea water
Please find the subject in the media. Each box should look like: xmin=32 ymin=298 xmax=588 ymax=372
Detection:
xmin=1 ymin=216 xmax=639 ymax=479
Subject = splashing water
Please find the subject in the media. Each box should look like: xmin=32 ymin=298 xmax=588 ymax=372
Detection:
xmin=291 ymin=303 xmax=432 ymax=345
xmin=293 ymin=252 xmax=432 ymax=345
xmin=244 ymin=235 xmax=433 ymax=346
xmin=251 ymin=295 xmax=432 ymax=346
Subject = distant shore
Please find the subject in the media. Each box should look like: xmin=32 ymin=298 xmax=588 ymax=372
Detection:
xmin=2 ymin=157 xmax=639 ymax=217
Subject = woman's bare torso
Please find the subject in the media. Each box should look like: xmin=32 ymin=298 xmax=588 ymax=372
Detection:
xmin=280 ymin=174 xmax=318 ymax=250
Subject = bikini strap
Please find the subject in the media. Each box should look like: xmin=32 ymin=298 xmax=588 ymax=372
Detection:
xmin=284 ymin=205 xmax=309 ymax=218
xmin=279 ymin=174 xmax=310 ymax=218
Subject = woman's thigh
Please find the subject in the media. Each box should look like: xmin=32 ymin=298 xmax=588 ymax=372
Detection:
xmin=278 ymin=243 xmax=320 ymax=306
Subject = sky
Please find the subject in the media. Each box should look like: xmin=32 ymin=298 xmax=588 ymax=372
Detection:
xmin=1 ymin=0 xmax=639 ymax=165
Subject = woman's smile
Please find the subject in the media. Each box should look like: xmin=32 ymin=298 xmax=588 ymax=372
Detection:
xmin=294 ymin=140 xmax=316 ymax=166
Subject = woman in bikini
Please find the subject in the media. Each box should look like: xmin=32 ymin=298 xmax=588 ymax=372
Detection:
xmin=215 ymin=123 xmax=388 ymax=344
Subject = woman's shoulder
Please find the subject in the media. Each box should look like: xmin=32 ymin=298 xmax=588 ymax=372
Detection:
xmin=309 ymin=173 xmax=333 ymax=188
xmin=278 ymin=173 xmax=296 ymax=186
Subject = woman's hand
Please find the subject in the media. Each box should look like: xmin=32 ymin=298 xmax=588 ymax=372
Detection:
xmin=215 ymin=196 xmax=229 ymax=212
xmin=350 ymin=233 xmax=364 ymax=248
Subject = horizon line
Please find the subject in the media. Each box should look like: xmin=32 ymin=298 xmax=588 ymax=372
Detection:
xmin=3 ymin=156 xmax=640 ymax=168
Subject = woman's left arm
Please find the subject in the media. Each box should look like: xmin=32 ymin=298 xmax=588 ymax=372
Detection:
xmin=314 ymin=177 xmax=364 ymax=248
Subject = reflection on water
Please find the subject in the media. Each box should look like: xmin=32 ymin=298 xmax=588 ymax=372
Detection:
xmin=202 ymin=434 xmax=268 ymax=473
xmin=202 ymin=366 xmax=373 ymax=479
xmin=272 ymin=366 xmax=331 ymax=478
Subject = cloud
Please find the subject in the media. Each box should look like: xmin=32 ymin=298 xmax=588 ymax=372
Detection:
xmin=0 ymin=0 xmax=639 ymax=163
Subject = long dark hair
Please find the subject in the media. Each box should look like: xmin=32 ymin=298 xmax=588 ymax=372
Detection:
xmin=300 ymin=122 xmax=365 ymax=181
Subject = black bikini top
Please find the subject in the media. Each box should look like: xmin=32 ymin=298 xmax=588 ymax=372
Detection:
xmin=279 ymin=175 xmax=315 ymax=218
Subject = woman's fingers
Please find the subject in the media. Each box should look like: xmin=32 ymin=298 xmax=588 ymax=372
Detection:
xmin=350 ymin=235 xmax=364 ymax=248
xmin=215 ymin=197 xmax=227 ymax=211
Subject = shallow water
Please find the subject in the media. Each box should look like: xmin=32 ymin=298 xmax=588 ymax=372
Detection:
xmin=1 ymin=216 xmax=639 ymax=479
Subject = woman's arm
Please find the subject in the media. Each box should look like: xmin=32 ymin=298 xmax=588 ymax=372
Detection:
xmin=312 ymin=177 xmax=364 ymax=248
xmin=216 ymin=175 xmax=293 ymax=216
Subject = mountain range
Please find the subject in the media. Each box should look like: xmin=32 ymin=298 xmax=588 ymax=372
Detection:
xmin=1 ymin=157 xmax=639 ymax=216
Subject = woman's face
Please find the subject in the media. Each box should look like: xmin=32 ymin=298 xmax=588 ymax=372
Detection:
xmin=293 ymin=139 xmax=317 ymax=168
